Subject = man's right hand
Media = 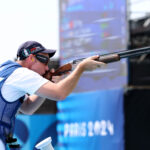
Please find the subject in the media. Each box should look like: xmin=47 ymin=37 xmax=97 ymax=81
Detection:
xmin=43 ymin=68 xmax=68 ymax=83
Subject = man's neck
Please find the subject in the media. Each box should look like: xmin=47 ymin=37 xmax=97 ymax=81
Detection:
xmin=16 ymin=60 xmax=28 ymax=68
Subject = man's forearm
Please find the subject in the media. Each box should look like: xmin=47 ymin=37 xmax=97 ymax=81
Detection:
xmin=56 ymin=64 xmax=84 ymax=99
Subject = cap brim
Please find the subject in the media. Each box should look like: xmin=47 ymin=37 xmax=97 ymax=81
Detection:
xmin=42 ymin=49 xmax=56 ymax=58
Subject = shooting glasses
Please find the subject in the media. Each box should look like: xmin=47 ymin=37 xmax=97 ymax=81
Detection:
xmin=35 ymin=54 xmax=50 ymax=65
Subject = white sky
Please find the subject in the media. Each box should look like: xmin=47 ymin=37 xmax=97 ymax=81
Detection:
xmin=0 ymin=0 xmax=149 ymax=64
xmin=129 ymin=0 xmax=150 ymax=20
xmin=0 ymin=0 xmax=59 ymax=64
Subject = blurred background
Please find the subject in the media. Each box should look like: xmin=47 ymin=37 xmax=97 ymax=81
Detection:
xmin=1 ymin=0 xmax=150 ymax=149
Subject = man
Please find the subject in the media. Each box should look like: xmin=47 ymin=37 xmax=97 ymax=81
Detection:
xmin=0 ymin=41 xmax=104 ymax=149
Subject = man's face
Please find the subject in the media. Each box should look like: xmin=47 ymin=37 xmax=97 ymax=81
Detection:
xmin=30 ymin=53 xmax=50 ymax=75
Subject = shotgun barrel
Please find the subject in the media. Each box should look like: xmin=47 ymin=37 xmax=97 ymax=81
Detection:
xmin=72 ymin=46 xmax=150 ymax=64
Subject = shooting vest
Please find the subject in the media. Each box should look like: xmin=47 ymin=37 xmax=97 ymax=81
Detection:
xmin=0 ymin=60 xmax=25 ymax=142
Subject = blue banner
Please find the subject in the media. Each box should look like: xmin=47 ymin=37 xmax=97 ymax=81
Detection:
xmin=57 ymin=88 xmax=124 ymax=150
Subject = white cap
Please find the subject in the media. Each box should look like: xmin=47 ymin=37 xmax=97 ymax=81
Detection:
xmin=35 ymin=137 xmax=54 ymax=150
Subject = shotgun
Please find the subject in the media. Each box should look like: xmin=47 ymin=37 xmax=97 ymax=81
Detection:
xmin=49 ymin=46 xmax=150 ymax=77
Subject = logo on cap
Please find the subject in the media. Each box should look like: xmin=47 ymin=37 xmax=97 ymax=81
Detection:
xmin=23 ymin=49 xmax=30 ymax=57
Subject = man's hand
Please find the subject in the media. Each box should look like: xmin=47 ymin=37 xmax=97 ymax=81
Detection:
xmin=43 ymin=68 xmax=67 ymax=83
xmin=43 ymin=70 xmax=52 ymax=80
xmin=79 ymin=55 xmax=106 ymax=71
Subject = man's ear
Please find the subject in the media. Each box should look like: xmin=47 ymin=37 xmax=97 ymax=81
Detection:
xmin=28 ymin=54 xmax=35 ymax=62
xmin=26 ymin=54 xmax=35 ymax=64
